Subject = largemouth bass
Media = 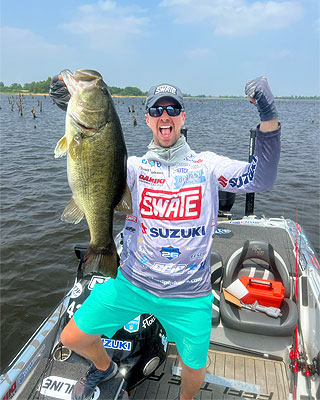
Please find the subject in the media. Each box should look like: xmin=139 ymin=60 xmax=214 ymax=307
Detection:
xmin=54 ymin=69 xmax=128 ymax=278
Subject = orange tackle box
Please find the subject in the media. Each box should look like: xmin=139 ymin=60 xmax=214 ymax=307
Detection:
xmin=240 ymin=276 xmax=285 ymax=308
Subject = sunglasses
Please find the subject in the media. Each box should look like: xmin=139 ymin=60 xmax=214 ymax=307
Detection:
xmin=148 ymin=105 xmax=183 ymax=117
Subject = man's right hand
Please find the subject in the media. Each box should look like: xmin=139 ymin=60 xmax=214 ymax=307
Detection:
xmin=49 ymin=75 xmax=70 ymax=111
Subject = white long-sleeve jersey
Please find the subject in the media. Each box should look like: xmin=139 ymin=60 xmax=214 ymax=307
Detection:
xmin=120 ymin=125 xmax=281 ymax=298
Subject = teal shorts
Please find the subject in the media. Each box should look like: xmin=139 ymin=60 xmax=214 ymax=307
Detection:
xmin=74 ymin=271 xmax=214 ymax=369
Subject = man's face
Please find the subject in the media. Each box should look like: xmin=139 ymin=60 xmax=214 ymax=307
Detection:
xmin=145 ymin=98 xmax=186 ymax=148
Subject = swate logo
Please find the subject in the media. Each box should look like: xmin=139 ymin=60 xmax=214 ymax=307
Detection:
xmin=154 ymin=84 xmax=177 ymax=95
xmin=140 ymin=186 xmax=202 ymax=220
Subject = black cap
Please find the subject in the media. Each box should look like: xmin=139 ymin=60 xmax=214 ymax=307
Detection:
xmin=145 ymin=83 xmax=184 ymax=111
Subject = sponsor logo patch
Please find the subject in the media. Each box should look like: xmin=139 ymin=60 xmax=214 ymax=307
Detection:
xmin=154 ymin=84 xmax=177 ymax=95
xmin=218 ymin=156 xmax=258 ymax=189
xmin=150 ymin=226 xmax=206 ymax=239
xmin=151 ymin=263 xmax=187 ymax=275
xmin=160 ymin=246 xmax=181 ymax=260
xmin=126 ymin=215 xmax=137 ymax=223
xmin=139 ymin=174 xmax=165 ymax=185
xmin=142 ymin=159 xmax=162 ymax=167
xmin=173 ymin=170 xmax=206 ymax=189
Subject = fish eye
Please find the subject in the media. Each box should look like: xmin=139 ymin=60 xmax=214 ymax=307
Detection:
xmin=101 ymin=87 xmax=108 ymax=95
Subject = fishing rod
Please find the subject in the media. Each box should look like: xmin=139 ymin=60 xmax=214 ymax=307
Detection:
xmin=210 ymin=340 xmax=283 ymax=361
xmin=289 ymin=210 xmax=314 ymax=400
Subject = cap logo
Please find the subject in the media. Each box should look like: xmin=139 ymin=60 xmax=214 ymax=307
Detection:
xmin=154 ymin=85 xmax=177 ymax=95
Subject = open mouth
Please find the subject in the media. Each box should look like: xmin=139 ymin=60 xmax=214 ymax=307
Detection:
xmin=159 ymin=126 xmax=173 ymax=136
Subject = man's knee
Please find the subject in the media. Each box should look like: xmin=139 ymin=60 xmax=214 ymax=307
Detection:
xmin=60 ymin=318 xmax=88 ymax=350
xmin=182 ymin=364 xmax=205 ymax=380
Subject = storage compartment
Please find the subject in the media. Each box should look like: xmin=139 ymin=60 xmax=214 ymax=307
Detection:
xmin=240 ymin=276 xmax=284 ymax=308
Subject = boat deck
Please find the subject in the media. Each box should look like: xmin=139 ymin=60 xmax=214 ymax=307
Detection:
xmin=130 ymin=344 xmax=289 ymax=400
xmin=212 ymin=220 xmax=296 ymax=273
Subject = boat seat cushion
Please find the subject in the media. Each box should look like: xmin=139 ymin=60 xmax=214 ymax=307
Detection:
xmin=220 ymin=240 xmax=298 ymax=337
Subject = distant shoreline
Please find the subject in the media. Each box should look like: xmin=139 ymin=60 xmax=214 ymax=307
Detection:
xmin=0 ymin=92 xmax=319 ymax=101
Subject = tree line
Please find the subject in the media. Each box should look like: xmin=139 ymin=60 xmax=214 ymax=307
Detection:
xmin=0 ymin=78 xmax=52 ymax=94
xmin=0 ymin=79 xmax=318 ymax=100
xmin=0 ymin=79 xmax=148 ymax=96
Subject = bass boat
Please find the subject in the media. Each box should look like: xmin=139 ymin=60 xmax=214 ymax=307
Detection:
xmin=1 ymin=130 xmax=319 ymax=400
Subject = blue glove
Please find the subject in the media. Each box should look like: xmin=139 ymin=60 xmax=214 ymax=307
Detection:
xmin=49 ymin=75 xmax=70 ymax=111
xmin=245 ymin=76 xmax=278 ymax=121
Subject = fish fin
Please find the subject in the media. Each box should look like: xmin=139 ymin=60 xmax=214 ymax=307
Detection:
xmin=54 ymin=136 xmax=68 ymax=158
xmin=68 ymin=136 xmax=82 ymax=161
xmin=83 ymin=244 xmax=119 ymax=278
xmin=61 ymin=197 xmax=84 ymax=224
xmin=115 ymin=184 xmax=133 ymax=214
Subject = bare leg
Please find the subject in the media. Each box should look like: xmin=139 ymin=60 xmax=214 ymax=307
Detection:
xmin=178 ymin=354 xmax=206 ymax=400
xmin=61 ymin=318 xmax=111 ymax=370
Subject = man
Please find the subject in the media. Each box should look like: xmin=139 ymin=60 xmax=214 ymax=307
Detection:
xmin=50 ymin=75 xmax=280 ymax=400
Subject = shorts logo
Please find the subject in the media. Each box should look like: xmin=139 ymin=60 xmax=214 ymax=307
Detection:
xmin=140 ymin=186 xmax=202 ymax=220
xmin=160 ymin=246 xmax=181 ymax=260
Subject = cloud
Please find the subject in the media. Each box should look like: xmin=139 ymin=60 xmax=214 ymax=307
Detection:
xmin=0 ymin=27 xmax=71 ymax=84
xmin=160 ymin=0 xmax=303 ymax=36
xmin=62 ymin=0 xmax=149 ymax=50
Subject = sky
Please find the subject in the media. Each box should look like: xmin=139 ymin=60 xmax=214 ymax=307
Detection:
xmin=1 ymin=0 xmax=319 ymax=96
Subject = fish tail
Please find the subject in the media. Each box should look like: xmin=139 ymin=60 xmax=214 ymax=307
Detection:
xmin=83 ymin=243 xmax=119 ymax=278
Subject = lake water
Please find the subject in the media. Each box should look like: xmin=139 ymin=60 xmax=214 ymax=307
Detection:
xmin=0 ymin=93 xmax=319 ymax=372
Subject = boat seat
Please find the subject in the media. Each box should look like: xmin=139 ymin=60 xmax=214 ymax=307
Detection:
xmin=210 ymin=251 xmax=223 ymax=326
xmin=220 ymin=240 xmax=298 ymax=337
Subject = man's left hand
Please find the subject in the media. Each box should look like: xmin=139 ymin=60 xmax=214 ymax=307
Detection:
xmin=245 ymin=76 xmax=278 ymax=122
